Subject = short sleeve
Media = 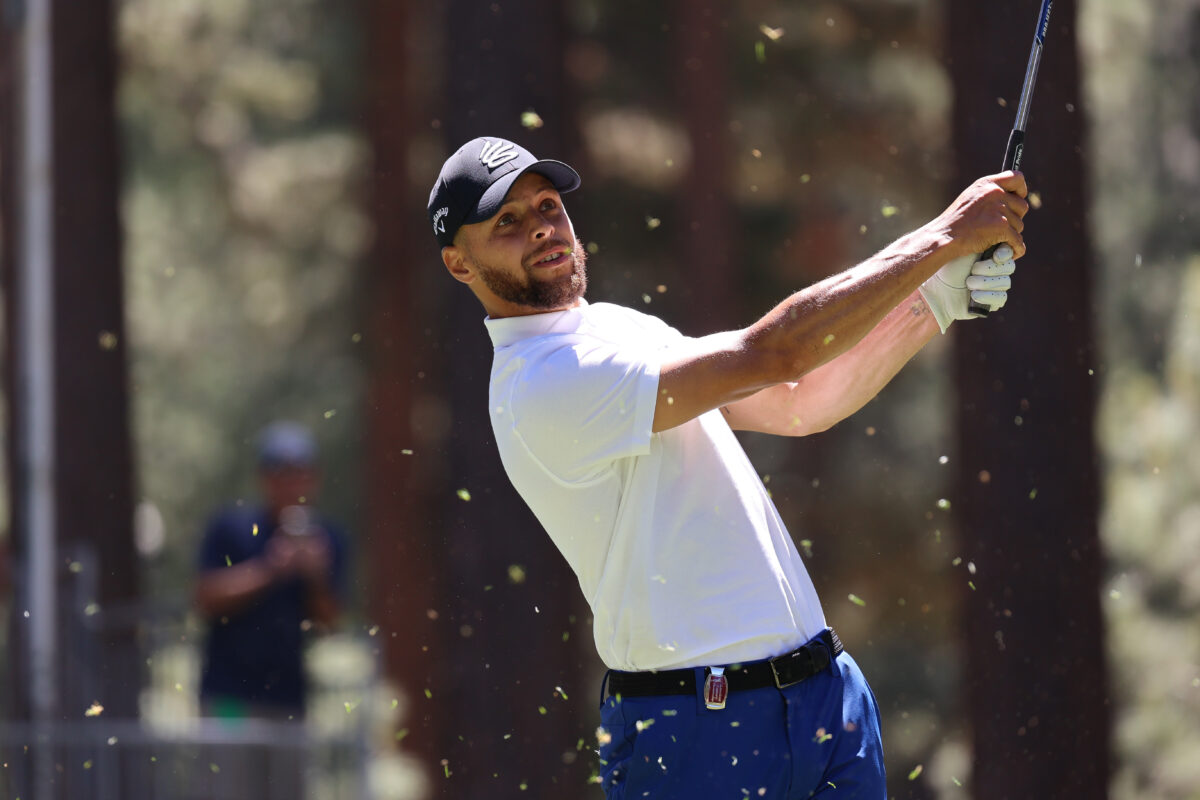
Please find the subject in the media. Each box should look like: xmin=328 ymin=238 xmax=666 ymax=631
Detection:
xmin=504 ymin=340 xmax=660 ymax=481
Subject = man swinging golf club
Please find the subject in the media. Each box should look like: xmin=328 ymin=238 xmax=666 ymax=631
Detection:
xmin=429 ymin=135 xmax=1026 ymax=798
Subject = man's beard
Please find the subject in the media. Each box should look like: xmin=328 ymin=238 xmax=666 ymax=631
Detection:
xmin=471 ymin=235 xmax=589 ymax=311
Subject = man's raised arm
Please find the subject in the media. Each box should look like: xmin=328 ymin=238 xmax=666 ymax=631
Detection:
xmin=651 ymin=171 xmax=1028 ymax=433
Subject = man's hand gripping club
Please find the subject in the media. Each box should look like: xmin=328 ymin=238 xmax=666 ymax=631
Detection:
xmin=918 ymin=171 xmax=1029 ymax=333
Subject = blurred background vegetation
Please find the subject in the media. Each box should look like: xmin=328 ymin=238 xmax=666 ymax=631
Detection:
xmin=2 ymin=0 xmax=1198 ymax=797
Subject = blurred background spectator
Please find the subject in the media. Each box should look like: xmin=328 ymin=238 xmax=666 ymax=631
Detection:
xmin=195 ymin=420 xmax=348 ymax=721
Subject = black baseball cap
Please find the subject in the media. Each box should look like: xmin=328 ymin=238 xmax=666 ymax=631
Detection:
xmin=428 ymin=136 xmax=581 ymax=248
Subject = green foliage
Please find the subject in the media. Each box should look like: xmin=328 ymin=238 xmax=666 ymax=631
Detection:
xmin=1083 ymin=0 xmax=1200 ymax=796
xmin=119 ymin=0 xmax=368 ymax=596
xmin=1100 ymin=261 xmax=1200 ymax=800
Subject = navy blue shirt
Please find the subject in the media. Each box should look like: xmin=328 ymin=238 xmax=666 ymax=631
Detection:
xmin=197 ymin=505 xmax=348 ymax=714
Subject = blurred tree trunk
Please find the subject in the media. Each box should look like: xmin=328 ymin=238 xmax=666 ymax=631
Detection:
xmin=671 ymin=0 xmax=738 ymax=331
xmin=948 ymin=1 xmax=1109 ymax=797
xmin=1 ymin=6 xmax=138 ymax=800
xmin=363 ymin=1 xmax=596 ymax=796
xmin=1 ymin=0 xmax=140 ymax=709
xmin=439 ymin=3 xmax=594 ymax=794
xmin=362 ymin=0 xmax=448 ymax=788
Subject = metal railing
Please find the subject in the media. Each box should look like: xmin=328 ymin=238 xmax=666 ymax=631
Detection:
xmin=0 ymin=718 xmax=369 ymax=800
xmin=1 ymin=590 xmax=391 ymax=800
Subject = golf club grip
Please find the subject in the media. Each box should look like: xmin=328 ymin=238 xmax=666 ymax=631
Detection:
xmin=969 ymin=129 xmax=1029 ymax=317
xmin=1002 ymin=128 xmax=1026 ymax=174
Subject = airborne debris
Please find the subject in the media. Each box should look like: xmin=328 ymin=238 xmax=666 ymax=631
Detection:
xmin=85 ymin=702 xmax=104 ymax=718
xmin=759 ymin=24 xmax=784 ymax=41
xmin=520 ymin=110 xmax=544 ymax=129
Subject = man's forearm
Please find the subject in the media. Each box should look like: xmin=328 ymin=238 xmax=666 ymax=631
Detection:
xmin=789 ymin=289 xmax=938 ymax=432
xmin=725 ymin=290 xmax=938 ymax=435
xmin=743 ymin=225 xmax=957 ymax=386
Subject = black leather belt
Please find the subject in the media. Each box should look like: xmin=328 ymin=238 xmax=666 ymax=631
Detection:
xmin=607 ymin=628 xmax=843 ymax=698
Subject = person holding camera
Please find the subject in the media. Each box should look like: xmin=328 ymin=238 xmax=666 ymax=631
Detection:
xmin=193 ymin=420 xmax=348 ymax=720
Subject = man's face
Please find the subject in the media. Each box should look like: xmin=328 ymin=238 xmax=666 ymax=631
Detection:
xmin=443 ymin=172 xmax=588 ymax=317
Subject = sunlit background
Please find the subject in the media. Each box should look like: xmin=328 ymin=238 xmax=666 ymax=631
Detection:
xmin=1 ymin=0 xmax=1198 ymax=798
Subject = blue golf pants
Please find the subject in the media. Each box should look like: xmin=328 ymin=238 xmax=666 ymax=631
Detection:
xmin=596 ymin=647 xmax=884 ymax=799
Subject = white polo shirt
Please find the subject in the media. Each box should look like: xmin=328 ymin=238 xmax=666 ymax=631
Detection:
xmin=485 ymin=300 xmax=826 ymax=672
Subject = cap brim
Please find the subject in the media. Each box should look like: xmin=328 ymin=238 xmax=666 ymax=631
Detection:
xmin=465 ymin=159 xmax=581 ymax=225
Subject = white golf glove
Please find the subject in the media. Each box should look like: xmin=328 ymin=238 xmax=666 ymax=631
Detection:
xmin=918 ymin=245 xmax=1016 ymax=333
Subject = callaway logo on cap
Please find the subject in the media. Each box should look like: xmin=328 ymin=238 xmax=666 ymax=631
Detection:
xmin=427 ymin=137 xmax=581 ymax=248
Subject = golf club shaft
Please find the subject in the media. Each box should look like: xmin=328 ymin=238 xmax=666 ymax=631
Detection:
xmin=969 ymin=0 xmax=1053 ymax=317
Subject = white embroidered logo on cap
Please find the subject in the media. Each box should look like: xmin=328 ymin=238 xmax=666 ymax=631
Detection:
xmin=479 ymin=140 xmax=519 ymax=170
xmin=433 ymin=206 xmax=449 ymax=235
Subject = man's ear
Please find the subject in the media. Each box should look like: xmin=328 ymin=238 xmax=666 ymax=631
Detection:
xmin=442 ymin=245 xmax=475 ymax=285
